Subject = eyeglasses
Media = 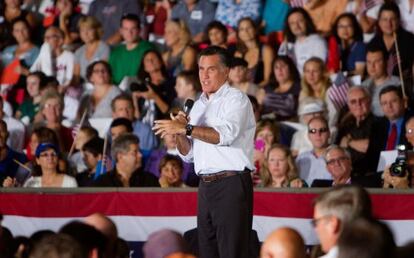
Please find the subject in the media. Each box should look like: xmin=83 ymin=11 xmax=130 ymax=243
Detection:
xmin=308 ymin=128 xmax=329 ymax=134
xmin=349 ymin=97 xmax=368 ymax=106
xmin=310 ymin=215 xmax=332 ymax=227
xmin=326 ymin=156 xmax=349 ymax=166
xmin=39 ymin=152 xmax=58 ymax=158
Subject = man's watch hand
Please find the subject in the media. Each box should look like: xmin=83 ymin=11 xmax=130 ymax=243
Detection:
xmin=186 ymin=124 xmax=194 ymax=136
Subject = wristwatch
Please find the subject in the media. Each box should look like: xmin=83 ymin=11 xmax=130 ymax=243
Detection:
xmin=185 ymin=124 xmax=194 ymax=136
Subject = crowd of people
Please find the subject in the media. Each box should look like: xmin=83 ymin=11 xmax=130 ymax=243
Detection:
xmin=1 ymin=0 xmax=414 ymax=255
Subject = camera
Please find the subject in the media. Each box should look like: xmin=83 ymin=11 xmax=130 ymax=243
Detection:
xmin=390 ymin=145 xmax=408 ymax=177
xmin=130 ymin=82 xmax=148 ymax=92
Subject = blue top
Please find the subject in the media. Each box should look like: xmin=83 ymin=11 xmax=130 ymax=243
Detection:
xmin=1 ymin=45 xmax=40 ymax=67
xmin=341 ymin=41 xmax=366 ymax=72
xmin=0 ymin=147 xmax=27 ymax=183
xmin=262 ymin=0 xmax=290 ymax=34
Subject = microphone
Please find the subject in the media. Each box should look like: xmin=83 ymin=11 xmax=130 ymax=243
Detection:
xmin=183 ymin=99 xmax=194 ymax=116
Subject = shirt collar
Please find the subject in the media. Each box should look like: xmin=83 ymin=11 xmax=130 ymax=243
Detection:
xmin=200 ymin=82 xmax=230 ymax=103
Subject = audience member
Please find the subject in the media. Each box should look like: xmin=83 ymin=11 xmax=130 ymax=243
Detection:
xmin=84 ymin=213 xmax=119 ymax=258
xmin=362 ymin=45 xmax=401 ymax=116
xmin=234 ymin=17 xmax=274 ymax=86
xmin=172 ymin=70 xmax=201 ymax=112
xmin=215 ymin=0 xmax=262 ymax=29
xmin=257 ymin=55 xmax=301 ymax=121
xmin=205 ymin=20 xmax=229 ymax=49
xmin=29 ymin=233 xmax=85 ymax=258
xmin=260 ymin=227 xmax=306 ymax=258
xmin=76 ymin=137 xmax=103 ymax=186
xmin=143 ymin=229 xmax=192 ymax=258
xmin=296 ymin=116 xmax=332 ymax=186
xmin=258 ymin=144 xmax=306 ymax=188
xmin=93 ymin=133 xmax=159 ymax=187
xmin=158 ymin=154 xmax=187 ymax=188
xmin=69 ymin=126 xmax=98 ymax=174
xmin=0 ymin=96 xmax=25 ymax=152
xmin=228 ymin=57 xmax=259 ymax=98
xmin=109 ymin=13 xmax=154 ymax=85
xmin=345 ymin=0 xmax=381 ymax=43
xmin=109 ymin=117 xmax=133 ymax=141
xmin=162 ymin=19 xmax=197 ymax=77
xmin=304 ymin=0 xmax=348 ymax=35
xmin=279 ymin=7 xmax=327 ymax=76
xmin=170 ymin=0 xmax=216 ymax=43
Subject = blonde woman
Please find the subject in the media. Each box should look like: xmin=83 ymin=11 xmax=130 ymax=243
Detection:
xmin=162 ymin=19 xmax=197 ymax=77
xmin=73 ymin=16 xmax=110 ymax=83
xmin=259 ymin=144 xmax=306 ymax=188
xmin=299 ymin=57 xmax=338 ymax=136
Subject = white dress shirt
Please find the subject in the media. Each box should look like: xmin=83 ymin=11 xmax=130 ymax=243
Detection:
xmin=179 ymin=83 xmax=256 ymax=175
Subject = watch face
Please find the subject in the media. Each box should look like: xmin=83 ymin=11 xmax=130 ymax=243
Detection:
xmin=186 ymin=124 xmax=193 ymax=136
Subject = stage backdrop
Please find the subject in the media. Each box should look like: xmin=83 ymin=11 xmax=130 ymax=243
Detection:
xmin=1 ymin=188 xmax=414 ymax=257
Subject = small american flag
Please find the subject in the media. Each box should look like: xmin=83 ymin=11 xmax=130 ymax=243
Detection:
xmin=328 ymin=72 xmax=350 ymax=111
xmin=289 ymin=0 xmax=308 ymax=8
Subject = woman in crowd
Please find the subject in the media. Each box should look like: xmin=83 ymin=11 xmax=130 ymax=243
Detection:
xmin=0 ymin=0 xmax=37 ymax=50
xmin=162 ymin=19 xmax=197 ymax=77
xmin=368 ymin=2 xmax=414 ymax=77
xmin=234 ymin=17 xmax=274 ymax=87
xmin=15 ymin=71 xmax=47 ymax=125
xmin=257 ymin=55 xmax=301 ymax=121
xmin=24 ymin=143 xmax=77 ymax=187
xmin=205 ymin=20 xmax=230 ymax=49
xmin=77 ymin=60 xmax=121 ymax=119
xmin=158 ymin=154 xmax=187 ymax=188
xmin=228 ymin=57 xmax=259 ymax=97
xmin=278 ymin=7 xmax=327 ymax=75
xmin=73 ymin=16 xmax=110 ymax=84
xmin=135 ymin=49 xmax=176 ymax=126
xmin=330 ymin=13 xmax=366 ymax=77
xmin=258 ymin=144 xmax=306 ymax=188
xmin=299 ymin=57 xmax=338 ymax=136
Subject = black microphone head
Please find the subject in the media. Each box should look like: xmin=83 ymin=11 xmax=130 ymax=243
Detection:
xmin=183 ymin=99 xmax=194 ymax=115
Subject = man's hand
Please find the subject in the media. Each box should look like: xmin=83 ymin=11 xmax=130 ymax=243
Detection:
xmin=152 ymin=112 xmax=188 ymax=138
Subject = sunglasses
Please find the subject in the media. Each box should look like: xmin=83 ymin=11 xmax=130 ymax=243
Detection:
xmin=308 ymin=128 xmax=329 ymax=134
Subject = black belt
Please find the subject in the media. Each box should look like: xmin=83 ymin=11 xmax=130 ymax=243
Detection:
xmin=199 ymin=169 xmax=251 ymax=183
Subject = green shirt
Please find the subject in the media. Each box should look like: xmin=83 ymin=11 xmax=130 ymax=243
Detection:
xmin=109 ymin=40 xmax=154 ymax=85
xmin=18 ymin=100 xmax=39 ymax=122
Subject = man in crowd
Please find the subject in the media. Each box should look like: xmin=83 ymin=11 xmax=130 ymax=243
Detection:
xmin=260 ymin=227 xmax=307 ymax=258
xmin=362 ymin=46 xmax=400 ymax=116
xmin=153 ymin=46 xmax=256 ymax=258
xmin=296 ymin=116 xmax=332 ymax=186
xmin=93 ymin=133 xmax=159 ymax=187
xmin=109 ymin=14 xmax=154 ymax=85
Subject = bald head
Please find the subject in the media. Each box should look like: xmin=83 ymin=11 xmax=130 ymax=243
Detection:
xmin=261 ymin=227 xmax=306 ymax=258
xmin=84 ymin=213 xmax=118 ymax=242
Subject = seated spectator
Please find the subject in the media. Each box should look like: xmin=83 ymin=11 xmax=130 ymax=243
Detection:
xmin=336 ymin=86 xmax=377 ymax=176
xmin=172 ymin=70 xmax=201 ymax=112
xmin=329 ymin=13 xmax=366 ymax=77
xmin=368 ymin=2 xmax=414 ymax=77
xmin=29 ymin=234 xmax=84 ymax=258
xmin=278 ymin=7 xmax=327 ymax=76
xmin=366 ymin=86 xmax=413 ymax=172
xmin=215 ymin=0 xmax=262 ymax=29
xmin=345 ymin=0 xmax=381 ymax=43
xmin=93 ymin=133 xmax=160 ymax=187
xmin=111 ymin=94 xmax=158 ymax=153
xmin=109 ymin=13 xmax=154 ymax=85
xmin=110 ymin=118 xmax=133 ymax=141
xmin=144 ymin=0 xmax=170 ymax=45
xmin=35 ymin=89 xmax=74 ymax=153
xmin=303 ymin=0 xmax=348 ymax=35
xmin=143 ymin=229 xmax=193 ymax=258
xmin=261 ymin=0 xmax=290 ymax=35
xmin=77 ymin=61 xmax=121 ymax=120
xmin=158 ymin=154 xmax=187 ymax=188
xmin=296 ymin=116 xmax=333 ymax=186
xmin=260 ymin=227 xmax=307 ymax=258
xmin=362 ymin=45 xmax=400 ymax=117
xmin=0 ymin=119 xmax=27 ymax=186
xmin=170 ymin=0 xmax=216 ymax=44
xmin=87 ymin=0 xmax=143 ymax=45
xmin=21 ymin=143 xmax=77 ymax=187
xmin=76 ymin=137 xmax=103 ymax=186
xmin=257 ymin=56 xmax=301 ymax=121
xmin=43 ymin=0 xmax=84 ymax=47
xmin=205 ymin=21 xmax=230 ymax=49
xmin=162 ymin=19 xmax=197 ymax=78
xmin=299 ymin=57 xmax=338 ymax=135
xmin=234 ymin=17 xmax=274 ymax=87
xmin=228 ymin=57 xmax=259 ymax=98
xmin=0 ymin=0 xmax=37 ymax=50
xmin=73 ymin=16 xmax=110 ymax=84
xmin=136 ymin=49 xmax=176 ymax=125
xmin=15 ymin=72 xmax=47 ymax=125
xmin=0 ymin=96 xmax=25 ymax=152
xmin=69 ymin=126 xmax=98 ymax=174
xmin=258 ymin=144 xmax=306 ymax=188
xmin=84 ymin=213 xmax=119 ymax=258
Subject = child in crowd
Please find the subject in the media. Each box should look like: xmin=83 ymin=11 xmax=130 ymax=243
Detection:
xmin=158 ymin=154 xmax=187 ymax=188
xmin=76 ymin=137 xmax=104 ymax=187
xmin=171 ymin=70 xmax=201 ymax=113
xmin=69 ymin=126 xmax=98 ymax=173
xmin=228 ymin=57 xmax=259 ymax=97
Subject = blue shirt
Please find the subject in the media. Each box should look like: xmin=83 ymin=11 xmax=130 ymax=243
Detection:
xmin=0 ymin=147 xmax=27 ymax=183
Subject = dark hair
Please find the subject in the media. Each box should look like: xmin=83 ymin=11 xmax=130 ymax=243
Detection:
xmin=137 ymin=49 xmax=168 ymax=81
xmin=379 ymin=85 xmax=403 ymax=100
xmin=110 ymin=118 xmax=133 ymax=132
xmin=82 ymin=137 xmax=104 ymax=157
xmin=272 ymin=55 xmax=300 ymax=85
xmin=11 ymin=16 xmax=31 ymax=38
xmin=378 ymin=2 xmax=401 ymax=22
xmin=366 ymin=44 xmax=389 ymax=62
xmin=86 ymin=60 xmax=112 ymax=82
xmin=206 ymin=20 xmax=228 ymax=41
xmin=236 ymin=17 xmax=260 ymax=55
xmin=284 ymin=7 xmax=316 ymax=43
xmin=177 ymin=70 xmax=201 ymax=92
xmin=29 ymin=234 xmax=85 ymax=258
xmin=198 ymin=46 xmax=231 ymax=68
xmin=28 ymin=71 xmax=48 ymax=91
xmin=32 ymin=126 xmax=59 ymax=146
xmin=332 ymin=13 xmax=363 ymax=43
xmin=229 ymin=57 xmax=248 ymax=68
xmin=158 ymin=154 xmax=183 ymax=174
xmin=120 ymin=13 xmax=140 ymax=28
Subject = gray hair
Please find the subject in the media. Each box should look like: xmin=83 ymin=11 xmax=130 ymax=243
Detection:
xmin=347 ymin=86 xmax=371 ymax=99
xmin=323 ymin=145 xmax=351 ymax=162
xmin=111 ymin=133 xmax=140 ymax=161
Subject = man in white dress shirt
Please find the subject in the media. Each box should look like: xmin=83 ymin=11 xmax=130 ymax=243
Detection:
xmin=153 ymin=46 xmax=256 ymax=258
